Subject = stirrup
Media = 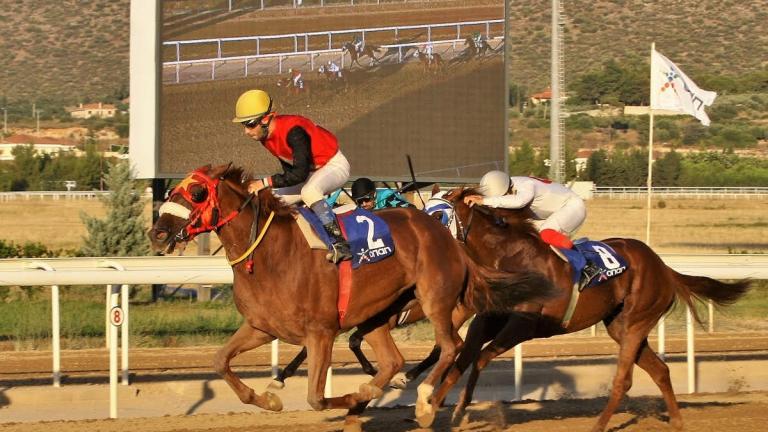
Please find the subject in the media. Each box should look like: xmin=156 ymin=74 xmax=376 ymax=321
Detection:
xmin=325 ymin=243 xmax=352 ymax=264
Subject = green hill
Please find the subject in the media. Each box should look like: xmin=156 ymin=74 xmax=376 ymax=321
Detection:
xmin=0 ymin=0 xmax=766 ymax=105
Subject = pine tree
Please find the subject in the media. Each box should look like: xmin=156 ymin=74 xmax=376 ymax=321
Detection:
xmin=81 ymin=160 xmax=150 ymax=256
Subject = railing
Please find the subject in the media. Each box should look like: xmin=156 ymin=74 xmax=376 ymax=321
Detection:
xmin=163 ymin=19 xmax=504 ymax=63
xmin=163 ymin=36 xmax=503 ymax=83
xmin=0 ymin=191 xmax=111 ymax=201
xmin=594 ymin=186 xmax=768 ymax=199
xmin=1 ymin=254 xmax=766 ymax=415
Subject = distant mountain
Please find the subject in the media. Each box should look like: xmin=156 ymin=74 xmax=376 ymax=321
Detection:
xmin=0 ymin=0 xmax=765 ymax=104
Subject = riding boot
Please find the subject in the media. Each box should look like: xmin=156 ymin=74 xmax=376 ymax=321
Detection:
xmin=310 ymin=199 xmax=352 ymax=263
xmin=323 ymin=220 xmax=353 ymax=264
xmin=579 ymin=261 xmax=603 ymax=291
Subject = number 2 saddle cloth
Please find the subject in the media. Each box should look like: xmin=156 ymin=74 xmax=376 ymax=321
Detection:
xmin=297 ymin=206 xmax=396 ymax=269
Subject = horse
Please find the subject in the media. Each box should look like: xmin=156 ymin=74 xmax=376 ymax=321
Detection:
xmin=342 ymin=41 xmax=381 ymax=69
xmin=413 ymin=50 xmax=445 ymax=75
xmin=148 ymin=165 xmax=556 ymax=431
xmin=463 ymin=35 xmax=493 ymax=59
xmin=317 ymin=64 xmax=349 ymax=93
xmin=276 ymin=72 xmax=310 ymax=100
xmin=417 ymin=187 xmax=750 ymax=431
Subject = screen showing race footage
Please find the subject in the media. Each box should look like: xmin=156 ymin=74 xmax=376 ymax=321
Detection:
xmin=160 ymin=0 xmax=506 ymax=181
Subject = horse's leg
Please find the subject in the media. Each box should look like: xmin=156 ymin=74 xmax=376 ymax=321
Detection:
xmin=604 ymin=316 xmax=683 ymax=430
xmin=591 ymin=316 xmax=651 ymax=432
xmin=449 ymin=313 xmax=538 ymax=425
xmin=414 ymin=301 xmax=460 ymax=427
xmin=349 ymin=329 xmax=378 ymax=376
xmin=269 ymin=346 xmax=308 ymax=389
xmin=214 ymin=322 xmax=282 ymax=411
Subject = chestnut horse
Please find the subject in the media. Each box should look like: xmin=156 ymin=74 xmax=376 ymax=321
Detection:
xmin=148 ymin=165 xmax=555 ymax=431
xmin=342 ymin=42 xmax=381 ymax=68
xmin=420 ymin=188 xmax=750 ymax=431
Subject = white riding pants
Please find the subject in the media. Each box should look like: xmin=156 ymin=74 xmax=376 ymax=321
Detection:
xmin=533 ymin=197 xmax=586 ymax=236
xmin=272 ymin=151 xmax=350 ymax=206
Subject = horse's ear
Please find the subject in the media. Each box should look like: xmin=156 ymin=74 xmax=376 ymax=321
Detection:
xmin=209 ymin=162 xmax=233 ymax=179
xmin=431 ymin=183 xmax=441 ymax=195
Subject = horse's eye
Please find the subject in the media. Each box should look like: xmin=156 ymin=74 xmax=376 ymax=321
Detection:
xmin=190 ymin=185 xmax=208 ymax=203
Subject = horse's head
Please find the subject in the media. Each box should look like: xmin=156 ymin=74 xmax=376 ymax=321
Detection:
xmin=424 ymin=186 xmax=537 ymax=242
xmin=148 ymin=163 xmax=251 ymax=254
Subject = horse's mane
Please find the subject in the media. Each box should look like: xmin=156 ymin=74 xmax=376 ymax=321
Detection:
xmin=450 ymin=187 xmax=538 ymax=236
xmin=220 ymin=166 xmax=295 ymax=218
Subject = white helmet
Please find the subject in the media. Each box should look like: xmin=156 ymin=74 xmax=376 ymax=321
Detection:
xmin=479 ymin=170 xmax=511 ymax=197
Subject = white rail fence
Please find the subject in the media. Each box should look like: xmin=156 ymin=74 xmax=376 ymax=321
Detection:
xmin=1 ymin=255 xmax=766 ymax=417
xmin=594 ymin=186 xmax=768 ymax=199
xmin=162 ymin=19 xmax=504 ymax=83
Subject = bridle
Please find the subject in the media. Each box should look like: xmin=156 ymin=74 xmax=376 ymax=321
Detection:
xmin=165 ymin=169 xmax=250 ymax=243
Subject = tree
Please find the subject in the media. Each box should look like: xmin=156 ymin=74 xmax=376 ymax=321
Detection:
xmin=81 ymin=160 xmax=149 ymax=257
xmin=653 ymin=150 xmax=682 ymax=186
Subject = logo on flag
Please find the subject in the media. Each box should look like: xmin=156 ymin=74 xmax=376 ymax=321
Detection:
xmin=651 ymin=49 xmax=717 ymax=126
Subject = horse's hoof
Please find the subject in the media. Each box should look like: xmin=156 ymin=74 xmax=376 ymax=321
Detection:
xmin=670 ymin=417 xmax=684 ymax=430
xmin=343 ymin=417 xmax=363 ymax=432
xmin=267 ymin=379 xmax=285 ymax=390
xmin=451 ymin=408 xmax=469 ymax=428
xmin=261 ymin=391 xmax=283 ymax=412
xmin=389 ymin=372 xmax=409 ymax=389
xmin=415 ymin=399 xmax=436 ymax=428
xmin=358 ymin=382 xmax=383 ymax=400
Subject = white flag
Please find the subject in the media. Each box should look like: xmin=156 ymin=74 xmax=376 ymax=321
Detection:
xmin=650 ymin=49 xmax=717 ymax=126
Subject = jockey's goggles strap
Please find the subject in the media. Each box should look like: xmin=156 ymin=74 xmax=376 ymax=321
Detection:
xmin=228 ymin=211 xmax=275 ymax=266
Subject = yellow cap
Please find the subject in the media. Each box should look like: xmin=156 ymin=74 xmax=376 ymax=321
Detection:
xmin=232 ymin=90 xmax=272 ymax=123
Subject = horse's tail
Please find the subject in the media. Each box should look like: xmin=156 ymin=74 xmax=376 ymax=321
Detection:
xmin=460 ymin=246 xmax=556 ymax=314
xmin=669 ymin=268 xmax=750 ymax=325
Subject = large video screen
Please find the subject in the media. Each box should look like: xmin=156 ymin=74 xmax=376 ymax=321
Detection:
xmin=159 ymin=1 xmax=506 ymax=181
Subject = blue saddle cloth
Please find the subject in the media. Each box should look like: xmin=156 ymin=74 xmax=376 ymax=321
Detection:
xmin=298 ymin=207 xmax=395 ymax=269
xmin=557 ymin=239 xmax=629 ymax=288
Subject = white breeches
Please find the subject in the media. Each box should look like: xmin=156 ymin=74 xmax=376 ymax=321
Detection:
xmin=532 ymin=197 xmax=586 ymax=236
xmin=272 ymin=151 xmax=350 ymax=206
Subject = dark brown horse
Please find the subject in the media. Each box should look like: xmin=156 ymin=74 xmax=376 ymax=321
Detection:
xmin=421 ymin=188 xmax=750 ymax=431
xmin=463 ymin=35 xmax=493 ymax=60
xmin=276 ymin=72 xmax=310 ymax=100
xmin=317 ymin=64 xmax=349 ymax=93
xmin=342 ymin=42 xmax=381 ymax=69
xmin=148 ymin=165 xmax=555 ymax=431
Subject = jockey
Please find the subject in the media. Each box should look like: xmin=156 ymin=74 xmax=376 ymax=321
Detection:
xmin=327 ymin=60 xmax=342 ymax=79
xmin=291 ymin=69 xmax=304 ymax=89
xmin=352 ymin=35 xmax=364 ymax=53
xmin=351 ymin=177 xmax=411 ymax=211
xmin=233 ymin=89 xmax=352 ymax=263
xmin=423 ymin=42 xmax=434 ymax=60
xmin=472 ymin=31 xmax=485 ymax=48
xmin=464 ymin=170 xmax=602 ymax=286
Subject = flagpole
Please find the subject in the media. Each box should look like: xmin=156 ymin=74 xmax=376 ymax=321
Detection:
xmin=645 ymin=42 xmax=655 ymax=246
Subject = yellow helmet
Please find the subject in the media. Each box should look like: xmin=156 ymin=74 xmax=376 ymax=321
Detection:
xmin=231 ymin=90 xmax=273 ymax=123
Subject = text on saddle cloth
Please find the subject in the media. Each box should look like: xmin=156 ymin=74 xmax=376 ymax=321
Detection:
xmin=558 ymin=240 xmax=629 ymax=288
xmin=297 ymin=207 xmax=395 ymax=269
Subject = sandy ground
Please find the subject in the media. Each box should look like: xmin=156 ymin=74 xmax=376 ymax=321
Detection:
xmin=3 ymin=338 xmax=768 ymax=431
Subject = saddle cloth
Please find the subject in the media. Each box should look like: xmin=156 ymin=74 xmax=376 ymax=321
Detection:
xmin=296 ymin=206 xmax=395 ymax=269
xmin=557 ymin=239 xmax=629 ymax=288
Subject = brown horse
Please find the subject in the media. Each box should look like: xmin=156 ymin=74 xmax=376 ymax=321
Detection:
xmin=276 ymin=72 xmax=310 ymax=100
xmin=317 ymin=64 xmax=349 ymax=92
xmin=148 ymin=165 xmax=555 ymax=431
xmin=414 ymin=50 xmax=445 ymax=75
xmin=420 ymin=188 xmax=750 ymax=431
xmin=342 ymin=41 xmax=381 ymax=69
xmin=463 ymin=35 xmax=493 ymax=60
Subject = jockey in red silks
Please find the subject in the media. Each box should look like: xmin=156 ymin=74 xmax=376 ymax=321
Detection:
xmin=233 ymin=89 xmax=352 ymax=263
xmin=463 ymin=170 xmax=602 ymax=285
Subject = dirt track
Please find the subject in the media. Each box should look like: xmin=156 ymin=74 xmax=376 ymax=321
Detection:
xmin=1 ymin=391 xmax=766 ymax=431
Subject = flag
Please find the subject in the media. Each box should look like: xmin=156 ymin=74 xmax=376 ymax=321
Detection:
xmin=650 ymin=49 xmax=717 ymax=126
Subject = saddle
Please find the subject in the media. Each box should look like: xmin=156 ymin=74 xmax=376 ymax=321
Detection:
xmin=553 ymin=239 xmax=628 ymax=290
xmin=296 ymin=206 xmax=396 ymax=269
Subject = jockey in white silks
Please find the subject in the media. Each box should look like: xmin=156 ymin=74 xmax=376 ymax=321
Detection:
xmin=464 ymin=170 xmax=602 ymax=285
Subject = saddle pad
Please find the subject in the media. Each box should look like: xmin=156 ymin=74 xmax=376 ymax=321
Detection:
xmin=573 ymin=240 xmax=629 ymax=288
xmin=294 ymin=213 xmax=328 ymax=250
xmin=339 ymin=208 xmax=396 ymax=269
xmin=297 ymin=207 xmax=395 ymax=269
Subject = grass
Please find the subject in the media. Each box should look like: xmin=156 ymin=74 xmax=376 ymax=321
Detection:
xmin=0 ymin=196 xmax=765 ymax=350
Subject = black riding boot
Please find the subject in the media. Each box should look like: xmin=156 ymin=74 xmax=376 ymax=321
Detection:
xmin=579 ymin=261 xmax=603 ymax=290
xmin=323 ymin=220 xmax=353 ymax=264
